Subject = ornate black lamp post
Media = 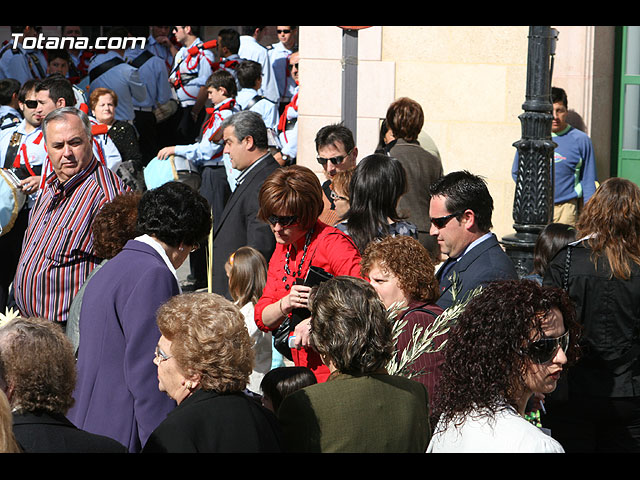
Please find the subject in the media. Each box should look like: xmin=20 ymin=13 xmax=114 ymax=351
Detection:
xmin=502 ymin=26 xmax=559 ymax=277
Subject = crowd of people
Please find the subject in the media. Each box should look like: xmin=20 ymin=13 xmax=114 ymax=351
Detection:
xmin=0 ymin=25 xmax=639 ymax=454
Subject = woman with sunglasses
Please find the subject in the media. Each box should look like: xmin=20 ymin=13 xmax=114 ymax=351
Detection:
xmin=427 ymin=280 xmax=579 ymax=453
xmin=254 ymin=165 xmax=362 ymax=383
xmin=542 ymin=177 xmax=640 ymax=453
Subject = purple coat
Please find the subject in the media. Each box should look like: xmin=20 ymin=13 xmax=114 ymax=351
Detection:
xmin=68 ymin=240 xmax=178 ymax=452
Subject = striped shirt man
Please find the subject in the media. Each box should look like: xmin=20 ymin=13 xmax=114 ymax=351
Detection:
xmin=13 ymin=155 xmax=127 ymax=325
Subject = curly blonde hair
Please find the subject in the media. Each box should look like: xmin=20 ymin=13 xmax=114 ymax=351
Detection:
xmin=156 ymin=293 xmax=254 ymax=393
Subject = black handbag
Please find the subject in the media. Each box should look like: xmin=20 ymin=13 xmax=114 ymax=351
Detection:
xmin=272 ymin=266 xmax=334 ymax=360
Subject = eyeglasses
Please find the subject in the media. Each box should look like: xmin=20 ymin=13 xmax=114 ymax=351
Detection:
xmin=277 ymin=29 xmax=291 ymax=34
xmin=430 ymin=211 xmax=463 ymax=229
xmin=317 ymin=149 xmax=353 ymax=166
xmin=154 ymin=345 xmax=172 ymax=363
xmin=527 ymin=330 xmax=569 ymax=364
xmin=267 ymin=214 xmax=299 ymax=227
xmin=23 ymin=100 xmax=38 ymax=109
xmin=330 ymin=190 xmax=348 ymax=202
xmin=288 ymin=63 xmax=299 ymax=71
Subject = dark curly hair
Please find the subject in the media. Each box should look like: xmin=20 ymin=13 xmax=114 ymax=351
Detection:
xmin=93 ymin=192 xmax=142 ymax=259
xmin=136 ymin=181 xmax=212 ymax=248
xmin=432 ymin=280 xmax=580 ymax=430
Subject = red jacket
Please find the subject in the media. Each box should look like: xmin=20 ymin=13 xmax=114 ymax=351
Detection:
xmin=255 ymin=221 xmax=362 ymax=382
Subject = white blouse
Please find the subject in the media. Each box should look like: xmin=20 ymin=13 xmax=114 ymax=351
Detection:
xmin=239 ymin=302 xmax=272 ymax=395
xmin=427 ymin=405 xmax=565 ymax=453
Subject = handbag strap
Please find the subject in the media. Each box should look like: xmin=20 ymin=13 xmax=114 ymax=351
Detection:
xmin=562 ymin=244 xmax=573 ymax=291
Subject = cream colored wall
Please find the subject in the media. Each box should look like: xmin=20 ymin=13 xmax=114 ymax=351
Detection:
xmin=298 ymin=26 xmax=529 ymax=241
xmin=549 ymin=26 xmax=615 ymax=184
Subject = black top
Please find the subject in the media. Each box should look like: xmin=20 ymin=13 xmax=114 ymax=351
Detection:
xmin=544 ymin=240 xmax=640 ymax=398
xmin=142 ymin=389 xmax=282 ymax=453
xmin=12 ymin=411 xmax=128 ymax=453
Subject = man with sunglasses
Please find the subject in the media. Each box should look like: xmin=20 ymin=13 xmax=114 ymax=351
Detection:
xmin=269 ymin=26 xmax=298 ymax=114
xmin=314 ymin=124 xmax=358 ymax=227
xmin=429 ymin=170 xmax=517 ymax=309
xmin=0 ymin=79 xmax=45 ymax=311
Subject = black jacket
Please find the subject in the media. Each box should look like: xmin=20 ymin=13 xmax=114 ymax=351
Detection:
xmin=544 ymin=240 xmax=640 ymax=398
xmin=12 ymin=411 xmax=128 ymax=453
xmin=142 ymin=389 xmax=282 ymax=453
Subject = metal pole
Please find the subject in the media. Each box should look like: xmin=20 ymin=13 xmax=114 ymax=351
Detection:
xmin=502 ymin=26 xmax=558 ymax=277
xmin=341 ymin=29 xmax=359 ymax=142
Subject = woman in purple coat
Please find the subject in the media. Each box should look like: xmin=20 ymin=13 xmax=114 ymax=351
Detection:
xmin=67 ymin=181 xmax=212 ymax=453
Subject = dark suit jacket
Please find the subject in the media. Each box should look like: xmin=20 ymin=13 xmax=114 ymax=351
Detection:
xmin=142 ymin=389 xmax=282 ymax=453
xmin=435 ymin=233 xmax=518 ymax=310
xmin=13 ymin=411 xmax=128 ymax=453
xmin=212 ymin=154 xmax=280 ymax=298
xmin=278 ymin=373 xmax=431 ymax=453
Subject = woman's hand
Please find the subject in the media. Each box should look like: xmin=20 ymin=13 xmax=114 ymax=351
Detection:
xmin=292 ymin=318 xmax=312 ymax=349
xmin=281 ymin=284 xmax=312 ymax=314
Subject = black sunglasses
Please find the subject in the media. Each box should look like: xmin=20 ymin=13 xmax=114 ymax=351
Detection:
xmin=430 ymin=211 xmax=463 ymax=229
xmin=267 ymin=214 xmax=299 ymax=227
xmin=277 ymin=29 xmax=291 ymax=34
xmin=527 ymin=330 xmax=569 ymax=364
xmin=288 ymin=63 xmax=299 ymax=71
xmin=317 ymin=149 xmax=353 ymax=166
xmin=23 ymin=100 xmax=38 ymax=109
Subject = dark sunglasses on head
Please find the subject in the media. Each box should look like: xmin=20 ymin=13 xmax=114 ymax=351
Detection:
xmin=23 ymin=100 xmax=38 ymax=109
xmin=317 ymin=149 xmax=353 ymax=166
xmin=277 ymin=29 xmax=291 ymax=34
xmin=527 ymin=330 xmax=569 ymax=364
xmin=267 ymin=214 xmax=298 ymax=227
xmin=430 ymin=211 xmax=463 ymax=229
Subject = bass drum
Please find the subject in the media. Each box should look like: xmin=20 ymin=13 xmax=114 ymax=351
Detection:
xmin=143 ymin=155 xmax=201 ymax=191
xmin=0 ymin=169 xmax=26 ymax=237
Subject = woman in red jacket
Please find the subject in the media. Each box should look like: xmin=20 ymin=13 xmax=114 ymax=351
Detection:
xmin=254 ymin=165 xmax=362 ymax=382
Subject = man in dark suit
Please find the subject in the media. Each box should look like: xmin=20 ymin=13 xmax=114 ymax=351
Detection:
xmin=429 ymin=170 xmax=517 ymax=309
xmin=212 ymin=110 xmax=280 ymax=298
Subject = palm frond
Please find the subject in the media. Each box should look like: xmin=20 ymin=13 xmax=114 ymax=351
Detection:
xmin=386 ymin=272 xmax=482 ymax=379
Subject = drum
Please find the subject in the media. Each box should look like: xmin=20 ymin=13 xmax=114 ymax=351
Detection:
xmin=0 ymin=168 xmax=26 ymax=237
xmin=143 ymin=155 xmax=201 ymax=191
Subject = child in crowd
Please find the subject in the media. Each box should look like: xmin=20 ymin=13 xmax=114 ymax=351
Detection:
xmin=260 ymin=366 xmax=317 ymax=414
xmin=226 ymin=246 xmax=276 ymax=394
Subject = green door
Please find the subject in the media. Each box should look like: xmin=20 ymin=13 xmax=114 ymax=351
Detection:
xmin=616 ymin=26 xmax=640 ymax=184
